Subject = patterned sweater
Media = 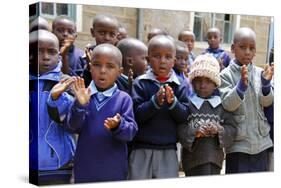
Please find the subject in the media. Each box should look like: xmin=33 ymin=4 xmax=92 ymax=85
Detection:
xmin=177 ymin=95 xmax=237 ymax=170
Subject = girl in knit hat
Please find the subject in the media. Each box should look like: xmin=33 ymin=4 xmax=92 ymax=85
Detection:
xmin=178 ymin=54 xmax=237 ymax=176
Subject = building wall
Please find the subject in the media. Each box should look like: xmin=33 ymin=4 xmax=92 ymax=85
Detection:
xmin=72 ymin=5 xmax=271 ymax=67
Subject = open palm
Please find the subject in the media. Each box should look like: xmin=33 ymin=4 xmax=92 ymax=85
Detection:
xmin=73 ymin=77 xmax=91 ymax=106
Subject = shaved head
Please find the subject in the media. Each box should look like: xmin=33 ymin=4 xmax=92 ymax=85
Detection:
xmin=233 ymin=27 xmax=256 ymax=43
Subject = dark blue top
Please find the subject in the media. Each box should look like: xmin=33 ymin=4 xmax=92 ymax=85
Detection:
xmin=203 ymin=47 xmax=231 ymax=68
xmin=132 ymin=70 xmax=189 ymax=149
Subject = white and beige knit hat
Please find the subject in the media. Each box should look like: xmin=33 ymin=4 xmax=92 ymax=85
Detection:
xmin=188 ymin=54 xmax=221 ymax=86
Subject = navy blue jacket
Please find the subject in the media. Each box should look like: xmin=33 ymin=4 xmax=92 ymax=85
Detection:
xmin=132 ymin=70 xmax=189 ymax=149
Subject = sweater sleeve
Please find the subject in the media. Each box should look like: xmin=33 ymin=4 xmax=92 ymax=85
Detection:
xmin=177 ymin=121 xmax=197 ymax=152
xmin=47 ymin=92 xmax=74 ymax=123
xmin=66 ymin=100 xmax=89 ymax=133
xmin=259 ymin=75 xmax=274 ymax=107
xmin=111 ymin=95 xmax=138 ymax=142
xmin=219 ymin=72 xmax=244 ymax=112
xmin=132 ymin=80 xmax=160 ymax=125
xmin=217 ymin=108 xmax=237 ymax=148
xmin=168 ymin=84 xmax=190 ymax=124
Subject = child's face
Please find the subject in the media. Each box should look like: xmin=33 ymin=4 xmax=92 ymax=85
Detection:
xmin=91 ymin=21 xmax=119 ymax=45
xmin=130 ymin=49 xmax=148 ymax=78
xmin=231 ymin=37 xmax=256 ymax=65
xmin=179 ymin=34 xmax=195 ymax=52
xmin=52 ymin=19 xmax=77 ymax=47
xmin=175 ymin=46 xmax=189 ymax=73
xmin=37 ymin=39 xmax=59 ymax=74
xmin=207 ymin=31 xmax=221 ymax=49
xmin=90 ymin=51 xmax=121 ymax=91
xmin=192 ymin=77 xmax=216 ymax=98
xmin=148 ymin=44 xmax=175 ymax=78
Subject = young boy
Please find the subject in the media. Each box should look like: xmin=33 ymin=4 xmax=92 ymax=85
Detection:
xmin=29 ymin=30 xmax=76 ymax=185
xmin=177 ymin=54 xmax=237 ymax=176
xmin=83 ymin=13 xmax=120 ymax=87
xmin=117 ymin=25 xmax=128 ymax=41
xmin=66 ymin=44 xmax=138 ymax=183
xmin=52 ymin=15 xmax=86 ymax=77
xmin=178 ymin=30 xmax=196 ymax=65
xmin=219 ymin=27 xmax=274 ymax=173
xmin=174 ymin=40 xmax=193 ymax=94
xmin=203 ymin=27 xmax=231 ymax=70
xmin=147 ymin=27 xmax=168 ymax=42
xmin=128 ymin=35 xmax=190 ymax=179
xmin=116 ymin=37 xmax=148 ymax=94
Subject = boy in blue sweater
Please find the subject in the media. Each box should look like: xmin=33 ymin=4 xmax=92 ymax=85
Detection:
xmin=29 ymin=30 xmax=76 ymax=185
xmin=128 ymin=35 xmax=190 ymax=180
xmin=66 ymin=44 xmax=138 ymax=183
xmin=203 ymin=27 xmax=231 ymax=71
xmin=52 ymin=15 xmax=86 ymax=77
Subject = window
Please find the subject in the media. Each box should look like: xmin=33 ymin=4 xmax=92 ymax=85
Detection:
xmin=193 ymin=12 xmax=234 ymax=44
xmin=29 ymin=2 xmax=76 ymax=21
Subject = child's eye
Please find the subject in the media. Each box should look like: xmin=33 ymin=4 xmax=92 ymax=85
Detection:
xmin=98 ymin=31 xmax=105 ymax=35
xmin=110 ymin=32 xmax=117 ymax=38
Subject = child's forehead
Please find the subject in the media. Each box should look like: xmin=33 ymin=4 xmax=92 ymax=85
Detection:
xmin=38 ymin=38 xmax=59 ymax=48
xmin=149 ymin=43 xmax=175 ymax=54
xmin=94 ymin=18 xmax=119 ymax=29
xmin=54 ymin=19 xmax=75 ymax=29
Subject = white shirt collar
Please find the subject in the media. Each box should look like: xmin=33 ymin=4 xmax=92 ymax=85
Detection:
xmin=190 ymin=94 xmax=221 ymax=110
xmin=89 ymin=81 xmax=117 ymax=97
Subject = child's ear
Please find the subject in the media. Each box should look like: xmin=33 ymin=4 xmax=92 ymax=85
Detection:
xmin=231 ymin=44 xmax=235 ymax=53
xmin=90 ymin=27 xmax=95 ymax=38
xmin=119 ymin=67 xmax=124 ymax=75
xmin=126 ymin=57 xmax=133 ymax=68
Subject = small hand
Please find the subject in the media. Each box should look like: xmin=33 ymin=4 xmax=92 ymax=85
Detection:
xmin=262 ymin=63 xmax=274 ymax=81
xmin=104 ymin=113 xmax=121 ymax=130
xmin=208 ymin=122 xmax=219 ymax=136
xmin=155 ymin=86 xmax=166 ymax=106
xmin=196 ymin=124 xmax=210 ymax=138
xmin=51 ymin=77 xmax=75 ymax=100
xmin=84 ymin=44 xmax=92 ymax=63
xmin=60 ymin=37 xmax=75 ymax=57
xmin=241 ymin=65 xmax=248 ymax=87
xmin=72 ymin=77 xmax=91 ymax=106
xmin=165 ymin=84 xmax=175 ymax=104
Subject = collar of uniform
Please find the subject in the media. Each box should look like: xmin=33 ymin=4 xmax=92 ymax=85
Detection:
xmin=138 ymin=68 xmax=180 ymax=85
xmin=190 ymin=94 xmax=221 ymax=110
xmin=89 ymin=80 xmax=117 ymax=97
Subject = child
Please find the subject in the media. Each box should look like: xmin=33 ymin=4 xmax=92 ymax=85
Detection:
xmin=178 ymin=30 xmax=196 ymax=65
xmin=83 ymin=13 xmax=120 ymax=87
xmin=29 ymin=30 xmax=76 ymax=185
xmin=52 ymin=15 xmax=86 ymax=77
xmin=177 ymin=54 xmax=237 ymax=176
xmin=116 ymin=37 xmax=148 ymax=94
xmin=128 ymin=35 xmax=190 ymax=179
xmin=147 ymin=27 xmax=168 ymax=42
xmin=29 ymin=16 xmax=50 ymax=32
xmin=203 ymin=27 xmax=231 ymax=70
xmin=117 ymin=25 xmax=128 ymax=41
xmin=66 ymin=44 xmax=138 ymax=183
xmin=219 ymin=27 xmax=274 ymax=173
xmin=174 ymin=40 xmax=193 ymax=94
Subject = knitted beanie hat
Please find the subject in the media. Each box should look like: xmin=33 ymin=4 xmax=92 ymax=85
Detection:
xmin=188 ymin=54 xmax=221 ymax=87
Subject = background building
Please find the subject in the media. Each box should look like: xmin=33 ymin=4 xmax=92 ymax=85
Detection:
xmin=30 ymin=2 xmax=274 ymax=66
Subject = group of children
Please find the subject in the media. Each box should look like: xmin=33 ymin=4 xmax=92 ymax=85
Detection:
xmin=29 ymin=13 xmax=274 ymax=185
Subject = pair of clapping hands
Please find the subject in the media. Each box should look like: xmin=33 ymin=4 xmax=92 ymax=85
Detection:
xmin=240 ymin=63 xmax=274 ymax=87
xmin=195 ymin=122 xmax=223 ymax=138
xmin=50 ymin=76 xmax=121 ymax=130
xmin=155 ymin=84 xmax=175 ymax=106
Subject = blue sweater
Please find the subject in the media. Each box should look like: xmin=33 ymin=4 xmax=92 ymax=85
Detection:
xmin=67 ymin=86 xmax=137 ymax=183
xmin=203 ymin=47 xmax=231 ymax=68
xmin=132 ymin=70 xmax=189 ymax=149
